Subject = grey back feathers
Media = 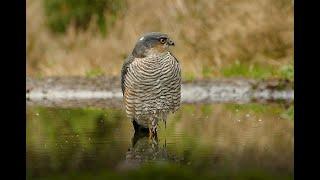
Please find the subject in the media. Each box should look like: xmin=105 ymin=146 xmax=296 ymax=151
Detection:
xmin=121 ymin=32 xmax=181 ymax=129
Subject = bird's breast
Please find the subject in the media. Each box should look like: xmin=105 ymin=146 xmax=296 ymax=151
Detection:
xmin=123 ymin=52 xmax=181 ymax=119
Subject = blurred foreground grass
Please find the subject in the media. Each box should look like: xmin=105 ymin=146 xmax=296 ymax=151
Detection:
xmin=30 ymin=164 xmax=292 ymax=180
xmin=27 ymin=0 xmax=293 ymax=80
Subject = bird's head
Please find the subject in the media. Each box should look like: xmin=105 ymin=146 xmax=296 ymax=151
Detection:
xmin=132 ymin=32 xmax=175 ymax=58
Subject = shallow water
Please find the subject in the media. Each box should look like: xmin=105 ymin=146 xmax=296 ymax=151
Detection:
xmin=27 ymin=103 xmax=293 ymax=179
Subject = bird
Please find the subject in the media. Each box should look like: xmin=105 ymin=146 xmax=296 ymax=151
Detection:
xmin=121 ymin=32 xmax=181 ymax=137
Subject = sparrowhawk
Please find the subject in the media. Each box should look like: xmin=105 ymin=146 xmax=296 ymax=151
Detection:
xmin=121 ymin=32 xmax=181 ymax=136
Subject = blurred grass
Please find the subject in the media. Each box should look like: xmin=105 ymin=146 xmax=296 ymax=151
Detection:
xmin=280 ymin=63 xmax=294 ymax=80
xmin=85 ymin=68 xmax=105 ymax=78
xmin=222 ymin=60 xmax=277 ymax=79
xmin=27 ymin=0 xmax=293 ymax=79
xmin=30 ymin=164 xmax=292 ymax=180
xmin=222 ymin=61 xmax=293 ymax=80
xmin=43 ymin=0 xmax=126 ymax=35
xmin=281 ymin=104 xmax=294 ymax=121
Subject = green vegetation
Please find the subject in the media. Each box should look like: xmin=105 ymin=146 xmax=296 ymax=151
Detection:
xmin=85 ymin=68 xmax=105 ymax=78
xmin=30 ymin=164 xmax=292 ymax=180
xmin=27 ymin=0 xmax=294 ymax=174
xmin=43 ymin=0 xmax=126 ymax=35
xmin=222 ymin=61 xmax=276 ymax=79
xmin=222 ymin=60 xmax=294 ymax=80
xmin=202 ymin=66 xmax=214 ymax=79
xmin=281 ymin=104 xmax=294 ymax=121
xmin=280 ymin=63 xmax=294 ymax=80
xmin=182 ymin=72 xmax=196 ymax=82
xmin=27 ymin=0 xmax=293 ymax=79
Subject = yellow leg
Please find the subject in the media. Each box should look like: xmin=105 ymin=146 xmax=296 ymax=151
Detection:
xmin=148 ymin=128 xmax=153 ymax=139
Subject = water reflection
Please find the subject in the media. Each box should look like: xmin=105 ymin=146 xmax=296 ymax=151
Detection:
xmin=27 ymin=103 xmax=293 ymax=179
xmin=126 ymin=131 xmax=167 ymax=164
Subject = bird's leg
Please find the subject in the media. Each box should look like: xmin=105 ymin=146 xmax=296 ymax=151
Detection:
xmin=151 ymin=118 xmax=157 ymax=134
xmin=148 ymin=128 xmax=158 ymax=139
xmin=151 ymin=125 xmax=157 ymax=135
xmin=148 ymin=117 xmax=157 ymax=139
xmin=149 ymin=127 xmax=157 ymax=140
xmin=148 ymin=128 xmax=153 ymax=139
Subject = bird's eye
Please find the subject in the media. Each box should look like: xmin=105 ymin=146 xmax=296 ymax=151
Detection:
xmin=160 ymin=38 xmax=166 ymax=44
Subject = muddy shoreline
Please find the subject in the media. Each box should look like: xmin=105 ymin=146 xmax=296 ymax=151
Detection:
xmin=26 ymin=77 xmax=293 ymax=108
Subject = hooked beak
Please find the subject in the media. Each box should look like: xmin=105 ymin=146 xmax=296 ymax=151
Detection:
xmin=167 ymin=39 xmax=175 ymax=46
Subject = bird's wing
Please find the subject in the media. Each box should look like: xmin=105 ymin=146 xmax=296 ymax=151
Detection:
xmin=169 ymin=52 xmax=180 ymax=64
xmin=169 ymin=52 xmax=182 ymax=113
xmin=121 ymin=54 xmax=135 ymax=95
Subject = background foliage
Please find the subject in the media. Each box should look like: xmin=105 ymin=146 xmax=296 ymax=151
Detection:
xmin=43 ymin=0 xmax=126 ymax=35
xmin=27 ymin=0 xmax=293 ymax=80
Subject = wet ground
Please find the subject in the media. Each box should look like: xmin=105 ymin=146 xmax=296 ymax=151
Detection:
xmin=26 ymin=77 xmax=293 ymax=108
xmin=27 ymin=103 xmax=293 ymax=179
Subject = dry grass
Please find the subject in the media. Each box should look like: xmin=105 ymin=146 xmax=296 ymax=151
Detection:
xmin=27 ymin=0 xmax=293 ymax=79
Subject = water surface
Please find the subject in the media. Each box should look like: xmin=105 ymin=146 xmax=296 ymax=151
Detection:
xmin=27 ymin=103 xmax=293 ymax=179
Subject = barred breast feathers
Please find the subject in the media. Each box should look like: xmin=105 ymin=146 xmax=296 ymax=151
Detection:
xmin=122 ymin=52 xmax=181 ymax=120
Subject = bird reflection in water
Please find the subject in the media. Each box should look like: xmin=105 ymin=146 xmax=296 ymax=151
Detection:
xmin=125 ymin=128 xmax=170 ymax=164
